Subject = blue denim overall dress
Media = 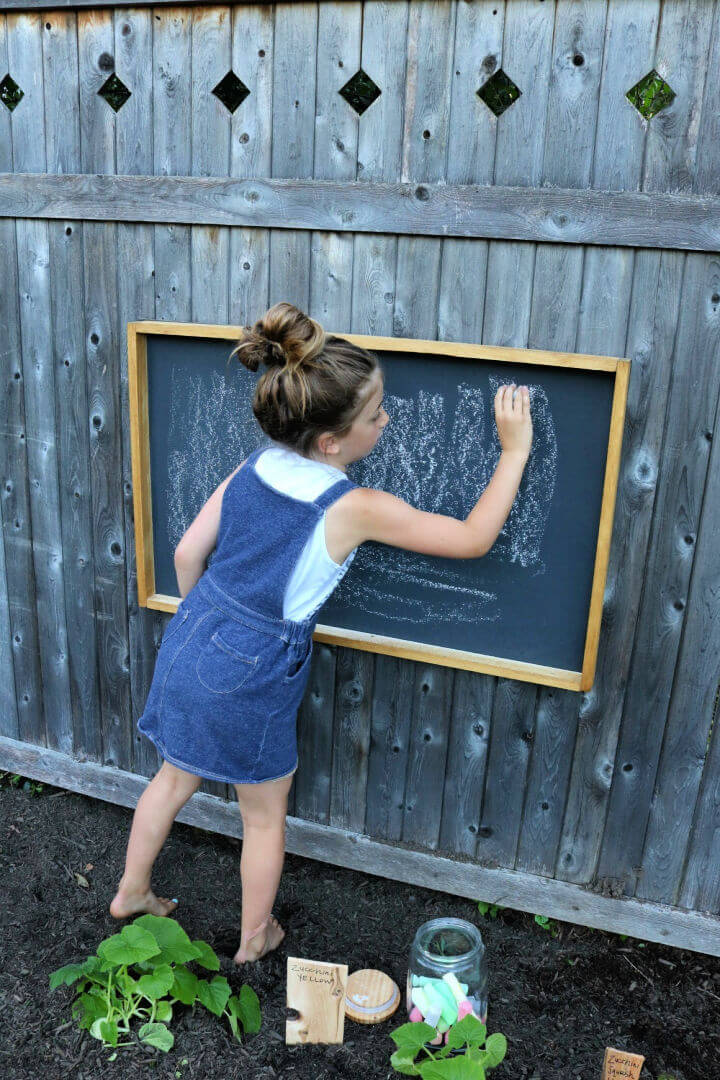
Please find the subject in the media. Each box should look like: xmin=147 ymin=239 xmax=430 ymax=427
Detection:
xmin=137 ymin=445 xmax=358 ymax=784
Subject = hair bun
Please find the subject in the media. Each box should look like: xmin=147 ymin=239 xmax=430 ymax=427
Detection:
xmin=262 ymin=337 xmax=287 ymax=369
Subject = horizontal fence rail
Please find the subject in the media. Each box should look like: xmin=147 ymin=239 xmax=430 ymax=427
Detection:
xmin=1 ymin=174 xmax=719 ymax=252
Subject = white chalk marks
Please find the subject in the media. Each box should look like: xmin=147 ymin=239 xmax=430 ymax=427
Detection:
xmin=166 ymin=365 xmax=257 ymax=551
xmin=334 ymin=380 xmax=557 ymax=625
xmin=165 ymin=365 xmax=558 ymax=629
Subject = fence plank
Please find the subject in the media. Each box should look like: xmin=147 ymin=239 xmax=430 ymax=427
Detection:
xmin=353 ymin=1 xmax=411 ymax=840
xmin=590 ymin=0 xmax=719 ymax=893
xmin=0 ymin=15 xmax=22 ymax=743
xmin=512 ymin=0 xmax=607 ymax=878
xmin=636 ymin=252 xmax=720 ymax=905
xmin=12 ymin=12 xmax=74 ymax=754
xmin=695 ymin=0 xmax=720 ymax=196
xmin=4 ymin=171 xmax=720 ymax=251
xmin=45 ymin=11 xmax=102 ymax=763
xmin=563 ymin=0 xmax=665 ymax=889
xmin=304 ymin=1 xmax=374 ymax=834
xmin=393 ymin=0 xmax=457 ymax=851
xmin=475 ymin=0 xmax=554 ymax=868
xmin=436 ymin=0 xmax=500 ymax=856
xmin=78 ymin=10 xmax=134 ymax=771
xmin=113 ymin=8 xmax=165 ymax=780
xmin=6 ymin=731 xmax=720 ymax=956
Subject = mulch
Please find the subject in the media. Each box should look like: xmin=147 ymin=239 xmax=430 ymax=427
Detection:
xmin=1 ymin=777 xmax=718 ymax=1080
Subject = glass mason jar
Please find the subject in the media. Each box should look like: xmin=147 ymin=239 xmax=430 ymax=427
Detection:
xmin=407 ymin=917 xmax=488 ymax=1045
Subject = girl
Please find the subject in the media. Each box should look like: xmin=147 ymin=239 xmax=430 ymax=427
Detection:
xmin=110 ymin=302 xmax=533 ymax=965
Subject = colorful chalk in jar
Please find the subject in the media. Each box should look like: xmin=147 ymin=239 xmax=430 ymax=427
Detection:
xmin=407 ymin=917 xmax=488 ymax=1053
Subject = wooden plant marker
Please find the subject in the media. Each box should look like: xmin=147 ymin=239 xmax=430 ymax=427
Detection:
xmin=286 ymin=957 xmax=348 ymax=1045
xmin=602 ymin=1047 xmax=645 ymax=1080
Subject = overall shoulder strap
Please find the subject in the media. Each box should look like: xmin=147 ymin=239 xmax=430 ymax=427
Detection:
xmin=314 ymin=476 xmax=357 ymax=512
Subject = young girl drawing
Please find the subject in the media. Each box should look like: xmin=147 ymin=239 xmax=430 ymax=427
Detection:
xmin=111 ymin=302 xmax=533 ymax=964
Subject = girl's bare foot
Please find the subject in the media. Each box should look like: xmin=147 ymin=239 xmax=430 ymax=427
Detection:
xmin=109 ymin=886 xmax=178 ymax=920
xmin=233 ymin=915 xmax=285 ymax=965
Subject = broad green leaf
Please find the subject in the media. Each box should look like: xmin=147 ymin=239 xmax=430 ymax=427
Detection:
xmin=155 ymin=1000 xmax=173 ymax=1023
xmin=132 ymin=915 xmax=201 ymax=965
xmin=418 ymin=1056 xmax=485 ymax=1079
xmin=49 ymin=963 xmax=87 ymax=991
xmin=138 ymin=1021 xmax=174 ymax=1052
xmin=136 ymin=964 xmax=175 ymax=1001
xmin=74 ymin=992 xmax=108 ymax=1030
xmin=446 ymin=1014 xmax=487 ymax=1051
xmin=389 ymin=1049 xmax=421 ymax=1075
xmin=90 ymin=1018 xmax=119 ymax=1046
xmin=228 ymin=985 xmax=262 ymax=1034
xmin=190 ymin=938 xmax=220 ymax=971
xmin=390 ymin=1020 xmax=438 ymax=1053
xmin=483 ymin=1033 xmax=507 ymax=1068
xmin=170 ymin=965 xmax=199 ymax=1006
xmin=197 ymin=975 xmax=231 ymax=1016
xmin=97 ymin=924 xmax=160 ymax=967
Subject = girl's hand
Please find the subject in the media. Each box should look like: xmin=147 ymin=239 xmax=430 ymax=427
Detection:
xmin=494 ymin=383 xmax=532 ymax=460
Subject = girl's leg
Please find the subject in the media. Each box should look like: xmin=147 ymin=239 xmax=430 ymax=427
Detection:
xmin=232 ymin=770 xmax=295 ymax=964
xmin=110 ymin=759 xmax=203 ymax=919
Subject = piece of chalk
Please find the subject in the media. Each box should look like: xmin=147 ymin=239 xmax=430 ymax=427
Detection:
xmin=457 ymin=1000 xmax=474 ymax=1020
xmin=425 ymin=979 xmax=459 ymax=1020
xmin=409 ymin=1006 xmax=423 ymax=1022
xmin=441 ymin=972 xmax=466 ymax=1006
xmin=411 ymin=988 xmax=441 ymax=1028
xmin=429 ymin=1032 xmax=443 ymax=1045
xmin=423 ymin=984 xmax=454 ymax=1027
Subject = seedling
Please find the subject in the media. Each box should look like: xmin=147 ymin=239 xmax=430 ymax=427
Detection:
xmin=49 ymin=914 xmax=260 ymax=1053
xmin=390 ymin=1012 xmax=507 ymax=1077
xmin=477 ymin=901 xmax=505 ymax=920
xmin=0 ymin=770 xmax=45 ymax=796
xmin=533 ymin=914 xmax=559 ymax=937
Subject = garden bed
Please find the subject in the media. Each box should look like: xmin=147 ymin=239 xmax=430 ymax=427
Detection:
xmin=1 ymin=777 xmax=717 ymax=1079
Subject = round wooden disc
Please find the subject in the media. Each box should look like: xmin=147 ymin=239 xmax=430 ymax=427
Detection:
xmin=345 ymin=969 xmax=400 ymax=1024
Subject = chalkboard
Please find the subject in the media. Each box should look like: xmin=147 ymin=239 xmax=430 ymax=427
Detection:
xmin=128 ymin=323 xmax=630 ymax=691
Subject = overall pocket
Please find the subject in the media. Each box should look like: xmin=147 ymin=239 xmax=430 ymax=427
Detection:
xmin=284 ymin=638 xmax=313 ymax=683
xmin=196 ymin=631 xmax=258 ymax=694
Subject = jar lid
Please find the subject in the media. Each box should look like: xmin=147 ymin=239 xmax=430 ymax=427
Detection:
xmin=344 ymin=969 xmax=400 ymax=1024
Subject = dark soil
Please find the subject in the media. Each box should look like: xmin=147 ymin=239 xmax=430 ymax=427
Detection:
xmin=1 ymin=778 xmax=718 ymax=1080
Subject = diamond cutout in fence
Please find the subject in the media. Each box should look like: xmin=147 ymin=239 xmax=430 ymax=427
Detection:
xmin=98 ymin=72 xmax=131 ymax=113
xmin=477 ymin=69 xmax=522 ymax=117
xmin=212 ymin=71 xmax=250 ymax=114
xmin=626 ymin=69 xmax=676 ymax=119
xmin=339 ymin=68 xmax=381 ymax=116
xmin=0 ymin=73 xmax=24 ymax=112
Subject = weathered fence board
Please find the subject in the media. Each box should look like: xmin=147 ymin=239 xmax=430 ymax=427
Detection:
xmin=46 ymin=12 xmax=102 ymax=765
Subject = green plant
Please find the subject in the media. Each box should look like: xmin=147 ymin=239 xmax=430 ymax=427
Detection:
xmin=0 ymin=770 xmax=45 ymax=795
xmin=617 ymin=934 xmax=646 ymax=947
xmin=476 ymin=901 xmax=505 ymax=920
xmin=49 ymin=914 xmax=260 ymax=1054
xmin=533 ymin=914 xmax=559 ymax=937
xmin=390 ymin=1013 xmax=507 ymax=1077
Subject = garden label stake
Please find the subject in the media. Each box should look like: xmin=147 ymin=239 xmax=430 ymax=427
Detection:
xmin=602 ymin=1047 xmax=645 ymax=1079
xmin=286 ymin=957 xmax=348 ymax=1045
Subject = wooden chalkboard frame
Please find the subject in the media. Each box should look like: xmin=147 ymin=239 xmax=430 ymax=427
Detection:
xmin=127 ymin=321 xmax=630 ymax=693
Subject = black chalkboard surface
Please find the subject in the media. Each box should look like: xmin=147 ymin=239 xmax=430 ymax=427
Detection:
xmin=131 ymin=324 xmax=629 ymax=691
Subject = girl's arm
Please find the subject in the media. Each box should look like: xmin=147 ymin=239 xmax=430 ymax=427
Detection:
xmin=173 ymin=460 xmax=246 ymax=596
xmin=341 ymin=384 xmax=532 ymax=560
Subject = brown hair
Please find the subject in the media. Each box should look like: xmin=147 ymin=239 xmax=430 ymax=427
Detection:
xmin=229 ymin=302 xmax=380 ymax=457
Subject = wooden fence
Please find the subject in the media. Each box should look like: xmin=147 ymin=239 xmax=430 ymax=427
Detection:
xmin=1 ymin=0 xmax=719 ymax=955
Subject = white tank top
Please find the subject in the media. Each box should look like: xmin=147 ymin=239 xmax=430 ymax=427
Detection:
xmin=253 ymin=442 xmax=359 ymax=621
